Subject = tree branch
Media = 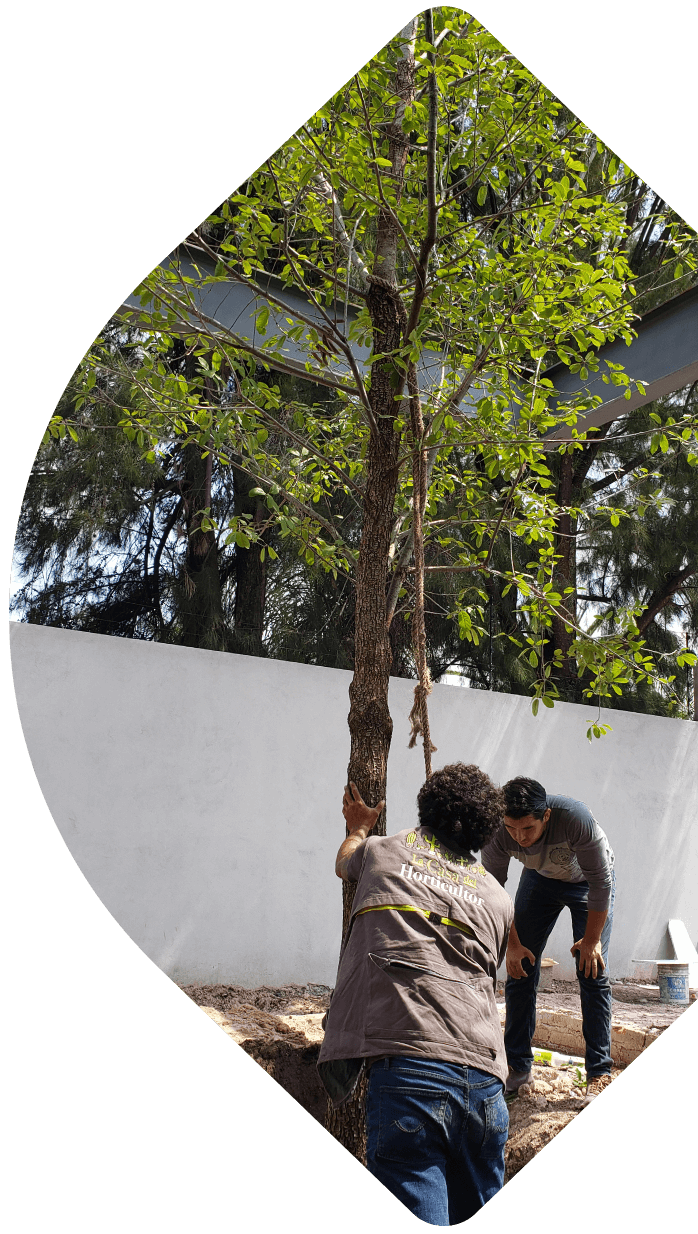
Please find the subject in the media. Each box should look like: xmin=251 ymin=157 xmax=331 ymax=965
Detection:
xmin=313 ymin=172 xmax=370 ymax=290
xmin=637 ymin=564 xmax=697 ymax=633
xmin=587 ymin=453 xmax=647 ymax=495
xmin=121 ymin=280 xmax=363 ymax=399
xmin=188 ymin=232 xmax=377 ymax=431
xmin=152 ymin=496 xmax=184 ymax=630
xmin=231 ymin=391 xmax=364 ymax=501
xmin=404 ymin=8 xmax=439 ymax=338
xmin=483 ymin=461 xmax=527 ymax=569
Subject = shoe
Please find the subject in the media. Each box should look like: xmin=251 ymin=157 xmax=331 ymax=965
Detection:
xmin=580 ymin=1073 xmax=613 ymax=1107
xmin=505 ymin=1067 xmax=532 ymax=1094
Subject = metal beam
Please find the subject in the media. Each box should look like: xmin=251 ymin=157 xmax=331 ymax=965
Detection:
xmin=120 ymin=249 xmax=446 ymax=393
xmin=545 ymin=285 xmax=698 ymax=439
xmin=121 ymin=252 xmax=697 ymax=429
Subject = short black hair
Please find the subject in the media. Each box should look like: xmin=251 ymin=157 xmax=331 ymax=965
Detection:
xmin=417 ymin=763 xmax=505 ymax=855
xmin=502 ymin=776 xmax=548 ymax=820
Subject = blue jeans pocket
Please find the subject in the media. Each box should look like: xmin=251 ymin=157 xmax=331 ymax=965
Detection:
xmin=377 ymin=1085 xmax=450 ymax=1164
xmin=481 ymin=1090 xmax=509 ymax=1158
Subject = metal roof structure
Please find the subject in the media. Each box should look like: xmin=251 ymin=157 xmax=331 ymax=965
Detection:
xmin=121 ymin=252 xmax=698 ymax=435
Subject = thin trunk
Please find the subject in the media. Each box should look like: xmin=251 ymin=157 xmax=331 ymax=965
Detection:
xmin=152 ymin=495 xmax=184 ymax=635
xmin=552 ymin=424 xmax=612 ymax=696
xmin=231 ymin=463 xmax=269 ymax=657
xmin=325 ymin=16 xmax=418 ymax=1161
xmin=178 ymin=444 xmax=230 ymax=650
xmin=551 ymin=451 xmax=577 ymax=696
xmin=389 ymin=601 xmax=413 ymax=677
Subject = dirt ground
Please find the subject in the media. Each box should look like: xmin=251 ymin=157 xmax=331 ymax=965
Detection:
xmin=181 ymin=977 xmax=691 ymax=1180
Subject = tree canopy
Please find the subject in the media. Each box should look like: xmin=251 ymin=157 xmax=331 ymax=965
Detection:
xmin=34 ymin=7 xmax=696 ymax=736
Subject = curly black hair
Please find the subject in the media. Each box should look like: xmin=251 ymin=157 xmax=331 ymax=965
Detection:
xmin=416 ymin=763 xmax=505 ymax=855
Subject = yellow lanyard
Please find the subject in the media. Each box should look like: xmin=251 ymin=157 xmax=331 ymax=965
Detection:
xmin=357 ymin=903 xmax=478 ymax=937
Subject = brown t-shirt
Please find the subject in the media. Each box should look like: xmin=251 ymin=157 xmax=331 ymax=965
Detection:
xmin=318 ymin=826 xmax=514 ymax=1089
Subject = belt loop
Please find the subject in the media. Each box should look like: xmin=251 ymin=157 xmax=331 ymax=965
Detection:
xmin=384 ymin=1057 xmax=390 ymax=1070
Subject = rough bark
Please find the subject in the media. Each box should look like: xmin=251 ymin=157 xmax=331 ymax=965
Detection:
xmin=551 ymin=451 xmax=577 ymax=694
xmin=178 ymin=443 xmax=230 ymax=650
xmin=325 ymin=17 xmax=418 ymax=1162
xmin=389 ymin=602 xmax=413 ymax=677
xmin=230 ymin=463 xmax=268 ymax=657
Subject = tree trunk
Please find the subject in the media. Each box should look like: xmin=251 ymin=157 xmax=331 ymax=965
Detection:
xmin=178 ymin=444 xmax=230 ymax=650
xmin=551 ymin=425 xmax=613 ymax=699
xmin=231 ymin=463 xmax=268 ymax=657
xmin=551 ymin=451 xmax=578 ymax=698
xmin=389 ymin=602 xmax=413 ymax=677
xmin=325 ymin=16 xmax=418 ymax=1162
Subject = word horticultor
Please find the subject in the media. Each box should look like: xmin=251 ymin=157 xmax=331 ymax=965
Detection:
xmin=399 ymin=831 xmax=487 ymax=906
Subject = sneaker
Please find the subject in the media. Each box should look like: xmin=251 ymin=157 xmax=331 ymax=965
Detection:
xmin=580 ymin=1073 xmax=613 ymax=1107
xmin=505 ymin=1067 xmax=532 ymax=1094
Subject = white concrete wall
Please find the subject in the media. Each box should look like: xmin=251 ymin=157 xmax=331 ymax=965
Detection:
xmin=11 ymin=621 xmax=698 ymax=986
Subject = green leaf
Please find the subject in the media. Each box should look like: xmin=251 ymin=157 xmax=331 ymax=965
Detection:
xmin=429 ymin=412 xmax=445 ymax=438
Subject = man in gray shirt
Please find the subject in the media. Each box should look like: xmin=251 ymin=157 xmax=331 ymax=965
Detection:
xmin=480 ymin=776 xmax=615 ymax=1105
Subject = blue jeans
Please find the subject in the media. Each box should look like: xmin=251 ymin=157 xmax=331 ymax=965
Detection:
xmin=366 ymin=1056 xmax=508 ymax=1226
xmin=505 ymin=868 xmax=615 ymax=1078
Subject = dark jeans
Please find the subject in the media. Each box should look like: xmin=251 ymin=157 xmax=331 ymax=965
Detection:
xmin=366 ymin=1055 xmax=508 ymax=1226
xmin=505 ymin=867 xmax=615 ymax=1079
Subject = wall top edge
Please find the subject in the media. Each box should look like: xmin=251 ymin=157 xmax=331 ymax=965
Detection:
xmin=9 ymin=620 xmax=698 ymax=736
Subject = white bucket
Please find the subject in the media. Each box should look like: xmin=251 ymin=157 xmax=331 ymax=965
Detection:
xmin=539 ymin=957 xmax=559 ymax=991
xmin=657 ymin=961 xmax=690 ymax=1005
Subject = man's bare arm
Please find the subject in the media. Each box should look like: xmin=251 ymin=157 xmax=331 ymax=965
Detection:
xmin=335 ymin=782 xmax=385 ymax=880
xmin=335 ymin=829 xmax=371 ymax=880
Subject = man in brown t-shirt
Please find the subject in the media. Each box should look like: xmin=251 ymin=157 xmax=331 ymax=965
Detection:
xmin=318 ymin=763 xmax=513 ymax=1227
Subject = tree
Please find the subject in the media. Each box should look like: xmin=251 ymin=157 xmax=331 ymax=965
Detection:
xmin=14 ymin=341 xmax=264 ymax=651
xmin=576 ymin=381 xmax=698 ymax=715
xmin=39 ymin=6 xmax=698 ymax=1156
xmin=387 ymin=382 xmax=698 ymax=715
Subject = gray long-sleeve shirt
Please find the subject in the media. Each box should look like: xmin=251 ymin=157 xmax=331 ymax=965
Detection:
xmin=480 ymin=794 xmax=614 ymax=912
